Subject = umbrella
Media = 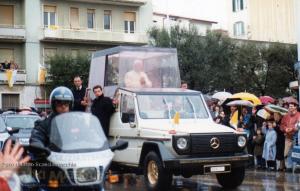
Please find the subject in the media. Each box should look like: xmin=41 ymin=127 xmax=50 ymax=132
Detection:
xmin=231 ymin=92 xmax=261 ymax=106
xmin=212 ymin=92 xmax=232 ymax=104
xmin=282 ymin=96 xmax=298 ymax=105
xmin=226 ymin=100 xmax=254 ymax=107
xmin=259 ymin=96 xmax=274 ymax=105
xmin=257 ymin=109 xmax=271 ymax=119
xmin=264 ymin=104 xmax=288 ymax=115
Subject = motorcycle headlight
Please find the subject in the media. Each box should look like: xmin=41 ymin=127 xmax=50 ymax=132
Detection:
xmin=237 ymin=136 xmax=247 ymax=148
xmin=177 ymin=137 xmax=188 ymax=150
xmin=76 ymin=167 xmax=97 ymax=183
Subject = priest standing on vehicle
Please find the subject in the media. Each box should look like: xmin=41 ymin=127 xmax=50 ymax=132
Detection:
xmin=91 ymin=85 xmax=115 ymax=137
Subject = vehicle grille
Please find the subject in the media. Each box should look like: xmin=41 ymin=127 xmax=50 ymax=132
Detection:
xmin=67 ymin=169 xmax=75 ymax=183
xmin=190 ymin=133 xmax=242 ymax=155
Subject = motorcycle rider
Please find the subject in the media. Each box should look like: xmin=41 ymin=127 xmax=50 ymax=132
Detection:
xmin=30 ymin=86 xmax=74 ymax=148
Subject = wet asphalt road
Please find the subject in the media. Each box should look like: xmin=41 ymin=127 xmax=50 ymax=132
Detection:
xmin=104 ymin=169 xmax=300 ymax=191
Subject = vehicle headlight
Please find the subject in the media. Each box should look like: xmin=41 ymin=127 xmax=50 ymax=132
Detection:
xmin=76 ymin=167 xmax=97 ymax=183
xmin=237 ymin=136 xmax=247 ymax=148
xmin=177 ymin=137 xmax=188 ymax=150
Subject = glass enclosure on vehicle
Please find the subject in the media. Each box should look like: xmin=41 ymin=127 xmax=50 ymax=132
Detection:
xmin=137 ymin=94 xmax=209 ymax=119
xmin=89 ymin=46 xmax=181 ymax=98
xmin=49 ymin=112 xmax=109 ymax=153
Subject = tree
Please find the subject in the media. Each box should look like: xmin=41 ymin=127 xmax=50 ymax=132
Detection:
xmin=46 ymin=54 xmax=90 ymax=92
xmin=262 ymin=43 xmax=297 ymax=97
xmin=148 ymin=26 xmax=298 ymax=97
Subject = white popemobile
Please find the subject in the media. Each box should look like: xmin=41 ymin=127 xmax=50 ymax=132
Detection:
xmin=88 ymin=46 xmax=251 ymax=191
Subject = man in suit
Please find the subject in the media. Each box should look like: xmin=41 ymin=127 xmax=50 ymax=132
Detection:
xmin=72 ymin=76 xmax=87 ymax=111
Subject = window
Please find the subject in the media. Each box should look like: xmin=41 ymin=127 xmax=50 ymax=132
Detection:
xmin=88 ymin=49 xmax=96 ymax=56
xmin=87 ymin=9 xmax=95 ymax=29
xmin=233 ymin=21 xmax=245 ymax=36
xmin=104 ymin=10 xmax=111 ymax=30
xmin=71 ymin=49 xmax=79 ymax=58
xmin=124 ymin=12 xmax=136 ymax=33
xmin=44 ymin=48 xmax=57 ymax=66
xmin=70 ymin=7 xmax=79 ymax=29
xmin=44 ymin=5 xmax=56 ymax=27
xmin=0 ymin=5 xmax=13 ymax=26
xmin=0 ymin=49 xmax=14 ymax=62
xmin=1 ymin=94 xmax=19 ymax=110
xmin=121 ymin=94 xmax=135 ymax=123
xmin=232 ymin=0 xmax=244 ymax=12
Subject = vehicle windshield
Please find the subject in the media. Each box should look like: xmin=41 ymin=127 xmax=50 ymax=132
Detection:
xmin=137 ymin=94 xmax=209 ymax=119
xmin=49 ymin=112 xmax=109 ymax=153
xmin=5 ymin=115 xmax=40 ymax=129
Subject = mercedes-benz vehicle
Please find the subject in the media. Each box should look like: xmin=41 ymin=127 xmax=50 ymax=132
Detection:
xmin=88 ymin=46 xmax=250 ymax=191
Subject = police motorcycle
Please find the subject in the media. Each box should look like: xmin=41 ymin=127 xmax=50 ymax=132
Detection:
xmin=22 ymin=112 xmax=128 ymax=191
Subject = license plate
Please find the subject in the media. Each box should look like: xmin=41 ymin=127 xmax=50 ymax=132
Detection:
xmin=210 ymin=166 xmax=225 ymax=172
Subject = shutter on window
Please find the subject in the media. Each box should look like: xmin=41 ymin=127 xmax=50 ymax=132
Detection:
xmin=240 ymin=0 xmax=244 ymax=10
xmin=232 ymin=0 xmax=236 ymax=12
xmin=0 ymin=5 xmax=13 ymax=26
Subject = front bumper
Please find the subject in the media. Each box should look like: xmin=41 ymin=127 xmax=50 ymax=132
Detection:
xmin=164 ymin=154 xmax=251 ymax=175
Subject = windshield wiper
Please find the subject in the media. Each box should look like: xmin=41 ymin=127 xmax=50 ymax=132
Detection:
xmin=186 ymin=97 xmax=197 ymax=119
xmin=162 ymin=97 xmax=171 ymax=120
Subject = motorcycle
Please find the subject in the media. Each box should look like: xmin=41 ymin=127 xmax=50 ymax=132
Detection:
xmin=21 ymin=112 xmax=128 ymax=191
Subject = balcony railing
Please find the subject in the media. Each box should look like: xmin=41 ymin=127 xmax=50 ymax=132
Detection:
xmin=0 ymin=70 xmax=26 ymax=84
xmin=65 ymin=0 xmax=147 ymax=6
xmin=0 ymin=25 xmax=26 ymax=41
xmin=42 ymin=26 xmax=148 ymax=44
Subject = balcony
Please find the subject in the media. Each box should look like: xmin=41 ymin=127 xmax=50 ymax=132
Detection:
xmin=0 ymin=25 xmax=26 ymax=42
xmin=65 ymin=0 xmax=147 ymax=6
xmin=42 ymin=26 xmax=148 ymax=45
xmin=0 ymin=70 xmax=26 ymax=85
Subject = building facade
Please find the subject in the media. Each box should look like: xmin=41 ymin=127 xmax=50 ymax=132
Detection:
xmin=0 ymin=0 xmax=152 ymax=110
xmin=228 ymin=0 xmax=296 ymax=43
xmin=153 ymin=12 xmax=217 ymax=35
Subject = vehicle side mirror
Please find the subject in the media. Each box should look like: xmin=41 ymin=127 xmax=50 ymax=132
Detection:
xmin=111 ymin=140 xmax=128 ymax=152
xmin=6 ymin=127 xmax=19 ymax=135
xmin=129 ymin=122 xmax=136 ymax=128
xmin=26 ymin=144 xmax=51 ymax=160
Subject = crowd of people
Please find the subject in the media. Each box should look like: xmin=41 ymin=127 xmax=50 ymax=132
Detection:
xmin=209 ymin=97 xmax=300 ymax=172
xmin=0 ymin=60 xmax=19 ymax=71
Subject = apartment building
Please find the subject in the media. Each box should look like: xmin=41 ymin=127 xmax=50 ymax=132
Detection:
xmin=228 ymin=0 xmax=296 ymax=43
xmin=153 ymin=12 xmax=217 ymax=35
xmin=0 ymin=0 xmax=152 ymax=109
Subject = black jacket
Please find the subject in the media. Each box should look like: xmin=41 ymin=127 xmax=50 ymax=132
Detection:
xmin=30 ymin=113 xmax=57 ymax=148
xmin=72 ymin=86 xmax=86 ymax=111
xmin=91 ymin=95 xmax=115 ymax=137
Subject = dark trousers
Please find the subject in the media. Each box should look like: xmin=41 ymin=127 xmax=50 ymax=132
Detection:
xmin=256 ymin=155 xmax=264 ymax=167
xmin=267 ymin=160 xmax=276 ymax=168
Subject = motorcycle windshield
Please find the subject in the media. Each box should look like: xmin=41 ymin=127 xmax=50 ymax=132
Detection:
xmin=49 ymin=112 xmax=109 ymax=153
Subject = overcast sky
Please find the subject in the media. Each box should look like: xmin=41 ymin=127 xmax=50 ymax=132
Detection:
xmin=152 ymin=0 xmax=228 ymax=29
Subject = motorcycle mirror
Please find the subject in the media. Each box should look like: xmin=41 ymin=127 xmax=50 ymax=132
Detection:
xmin=111 ymin=140 xmax=128 ymax=152
xmin=6 ymin=127 xmax=20 ymax=135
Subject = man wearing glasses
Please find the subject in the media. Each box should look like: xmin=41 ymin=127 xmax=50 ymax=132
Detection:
xmin=30 ymin=86 xmax=74 ymax=148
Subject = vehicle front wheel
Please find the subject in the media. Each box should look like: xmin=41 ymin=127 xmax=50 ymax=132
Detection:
xmin=143 ymin=151 xmax=172 ymax=191
xmin=216 ymin=166 xmax=245 ymax=189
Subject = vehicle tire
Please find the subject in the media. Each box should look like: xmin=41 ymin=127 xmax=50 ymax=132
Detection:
xmin=216 ymin=166 xmax=245 ymax=189
xmin=143 ymin=151 xmax=172 ymax=191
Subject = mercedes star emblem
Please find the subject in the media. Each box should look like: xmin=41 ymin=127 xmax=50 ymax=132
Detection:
xmin=210 ymin=137 xmax=220 ymax=149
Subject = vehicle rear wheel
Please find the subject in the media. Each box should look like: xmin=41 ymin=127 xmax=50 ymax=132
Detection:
xmin=216 ymin=166 xmax=245 ymax=189
xmin=143 ymin=151 xmax=172 ymax=191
